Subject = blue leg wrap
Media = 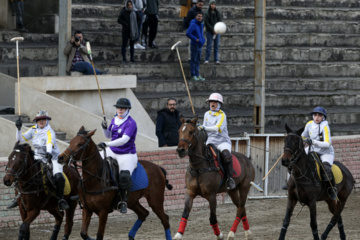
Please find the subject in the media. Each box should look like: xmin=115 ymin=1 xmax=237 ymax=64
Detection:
xmin=128 ymin=219 xmax=143 ymax=238
xmin=165 ymin=228 xmax=172 ymax=240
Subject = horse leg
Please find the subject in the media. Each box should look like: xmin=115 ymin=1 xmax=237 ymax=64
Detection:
xmin=278 ymin=194 xmax=297 ymax=240
xmin=47 ymin=208 xmax=64 ymax=240
xmin=128 ymin=201 xmax=149 ymax=240
xmin=227 ymin=184 xmax=252 ymax=240
xmin=308 ymin=201 xmax=320 ymax=240
xmin=208 ymin=193 xmax=223 ymax=239
xmin=321 ymin=200 xmax=344 ymax=240
xmin=80 ymin=208 xmax=94 ymax=240
xmin=63 ymin=199 xmax=77 ymax=240
xmin=173 ymin=192 xmax=194 ymax=239
xmin=147 ymin=193 xmax=171 ymax=240
xmin=337 ymin=216 xmax=346 ymax=240
xmin=18 ymin=209 xmax=40 ymax=240
xmin=95 ymin=210 xmax=109 ymax=240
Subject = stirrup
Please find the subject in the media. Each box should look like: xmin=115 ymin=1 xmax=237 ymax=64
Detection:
xmin=328 ymin=187 xmax=338 ymax=200
xmin=58 ymin=199 xmax=69 ymax=211
xmin=118 ymin=201 xmax=127 ymax=214
xmin=226 ymin=178 xmax=236 ymax=190
xmin=7 ymin=198 xmax=19 ymax=209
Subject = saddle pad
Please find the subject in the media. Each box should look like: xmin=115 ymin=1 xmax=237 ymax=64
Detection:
xmin=315 ymin=162 xmax=343 ymax=184
xmin=41 ymin=171 xmax=71 ymax=196
xmin=214 ymin=154 xmax=241 ymax=178
xmin=130 ymin=162 xmax=149 ymax=192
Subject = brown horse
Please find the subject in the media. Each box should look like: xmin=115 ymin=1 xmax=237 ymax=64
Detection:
xmin=173 ymin=116 xmax=255 ymax=240
xmin=3 ymin=142 xmax=79 ymax=240
xmin=58 ymin=126 xmax=172 ymax=240
xmin=280 ymin=124 xmax=354 ymax=240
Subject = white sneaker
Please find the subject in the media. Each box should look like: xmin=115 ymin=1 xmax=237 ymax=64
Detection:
xmin=204 ymin=60 xmax=209 ymax=64
xmin=134 ymin=43 xmax=145 ymax=50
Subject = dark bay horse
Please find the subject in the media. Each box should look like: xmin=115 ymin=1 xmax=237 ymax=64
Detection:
xmin=3 ymin=142 xmax=79 ymax=240
xmin=173 ymin=116 xmax=255 ymax=240
xmin=280 ymin=124 xmax=354 ymax=240
xmin=58 ymin=126 xmax=172 ymax=240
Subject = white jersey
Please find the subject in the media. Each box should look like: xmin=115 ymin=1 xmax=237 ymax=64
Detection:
xmin=301 ymin=120 xmax=334 ymax=156
xmin=202 ymin=110 xmax=231 ymax=149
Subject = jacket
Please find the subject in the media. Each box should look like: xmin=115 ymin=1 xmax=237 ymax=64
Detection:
xmin=156 ymin=108 xmax=182 ymax=147
xmin=184 ymin=5 xmax=203 ymax=29
xmin=186 ymin=18 xmax=205 ymax=47
xmin=117 ymin=7 xmax=142 ymax=33
xmin=302 ymin=120 xmax=334 ymax=156
xmin=204 ymin=1 xmax=222 ymax=33
xmin=63 ymin=41 xmax=90 ymax=72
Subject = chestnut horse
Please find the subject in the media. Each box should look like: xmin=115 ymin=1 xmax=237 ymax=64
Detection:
xmin=3 ymin=142 xmax=79 ymax=240
xmin=58 ymin=127 xmax=172 ymax=240
xmin=280 ymin=124 xmax=354 ymax=240
xmin=173 ymin=116 xmax=255 ymax=240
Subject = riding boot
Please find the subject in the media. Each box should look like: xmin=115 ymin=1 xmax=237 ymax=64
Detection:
xmin=7 ymin=195 xmax=19 ymax=209
xmin=118 ymin=170 xmax=132 ymax=213
xmin=54 ymin=173 xmax=70 ymax=211
xmin=323 ymin=162 xmax=337 ymax=200
xmin=221 ymin=150 xmax=236 ymax=190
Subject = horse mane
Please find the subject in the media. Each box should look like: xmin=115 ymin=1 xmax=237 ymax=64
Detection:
xmin=185 ymin=119 xmax=192 ymax=123
xmin=14 ymin=143 xmax=35 ymax=158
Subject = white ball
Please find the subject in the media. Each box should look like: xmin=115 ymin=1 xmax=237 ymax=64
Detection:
xmin=214 ymin=22 xmax=227 ymax=34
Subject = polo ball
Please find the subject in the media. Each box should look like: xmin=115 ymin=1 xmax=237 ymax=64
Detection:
xmin=214 ymin=22 xmax=227 ymax=34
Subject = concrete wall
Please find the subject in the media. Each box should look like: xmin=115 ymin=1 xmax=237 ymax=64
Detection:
xmin=0 ymin=136 xmax=359 ymax=228
xmin=0 ymin=0 xmax=15 ymax=29
xmin=0 ymin=73 xmax=16 ymax=108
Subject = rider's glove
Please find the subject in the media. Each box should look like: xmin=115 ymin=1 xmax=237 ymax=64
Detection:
xmin=197 ymin=124 xmax=205 ymax=131
xmin=45 ymin=152 xmax=53 ymax=162
xmin=101 ymin=120 xmax=108 ymax=130
xmin=304 ymin=138 xmax=312 ymax=146
xmin=98 ymin=142 xmax=108 ymax=149
xmin=15 ymin=118 xmax=22 ymax=130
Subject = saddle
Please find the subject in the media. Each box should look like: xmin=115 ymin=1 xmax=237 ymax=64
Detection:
xmin=40 ymin=162 xmax=71 ymax=196
xmin=309 ymin=153 xmax=343 ymax=184
xmin=207 ymin=144 xmax=241 ymax=178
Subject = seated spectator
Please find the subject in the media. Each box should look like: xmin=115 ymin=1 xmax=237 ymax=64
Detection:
xmin=64 ymin=30 xmax=109 ymax=75
xmin=156 ymin=98 xmax=182 ymax=147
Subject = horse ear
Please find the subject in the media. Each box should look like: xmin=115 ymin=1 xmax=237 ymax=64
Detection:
xmin=180 ymin=116 xmax=185 ymax=124
xmin=80 ymin=126 xmax=85 ymax=131
xmin=296 ymin=126 xmax=305 ymax=136
xmin=192 ymin=115 xmax=198 ymax=124
xmin=285 ymin=123 xmax=292 ymax=133
xmin=86 ymin=129 xmax=97 ymax=138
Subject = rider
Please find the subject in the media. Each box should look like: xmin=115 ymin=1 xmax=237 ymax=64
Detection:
xmin=7 ymin=111 xmax=70 ymax=210
xmin=197 ymin=93 xmax=236 ymax=190
xmin=301 ymin=106 xmax=337 ymax=200
xmin=98 ymin=98 xmax=138 ymax=213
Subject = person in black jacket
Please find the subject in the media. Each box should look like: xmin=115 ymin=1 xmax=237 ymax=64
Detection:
xmin=118 ymin=0 xmax=142 ymax=63
xmin=184 ymin=0 xmax=204 ymax=29
xmin=156 ymin=98 xmax=182 ymax=147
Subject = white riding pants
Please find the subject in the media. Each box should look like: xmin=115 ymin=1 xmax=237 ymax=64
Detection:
xmin=100 ymin=148 xmax=138 ymax=174
xmin=216 ymin=142 xmax=232 ymax=153
xmin=305 ymin=146 xmax=334 ymax=165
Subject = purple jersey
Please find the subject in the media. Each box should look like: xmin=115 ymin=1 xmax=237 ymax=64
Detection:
xmin=108 ymin=116 xmax=137 ymax=154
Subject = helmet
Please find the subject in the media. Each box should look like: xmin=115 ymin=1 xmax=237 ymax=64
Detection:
xmin=310 ymin=106 xmax=327 ymax=119
xmin=114 ymin=98 xmax=131 ymax=109
xmin=206 ymin=93 xmax=223 ymax=104
xmin=33 ymin=110 xmax=51 ymax=122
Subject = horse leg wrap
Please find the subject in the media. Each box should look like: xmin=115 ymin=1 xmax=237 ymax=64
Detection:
xmin=50 ymin=224 xmax=60 ymax=240
xmin=279 ymin=227 xmax=287 ymax=240
xmin=177 ymin=217 xmax=188 ymax=234
xmin=211 ymin=223 xmax=221 ymax=236
xmin=230 ymin=217 xmax=241 ymax=233
xmin=128 ymin=219 xmax=143 ymax=239
xmin=242 ymin=216 xmax=250 ymax=231
xmin=165 ymin=228 xmax=172 ymax=240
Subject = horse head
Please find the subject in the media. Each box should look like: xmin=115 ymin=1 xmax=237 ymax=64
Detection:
xmin=58 ymin=126 xmax=96 ymax=164
xmin=4 ymin=142 xmax=34 ymax=186
xmin=282 ymin=124 xmax=305 ymax=168
xmin=177 ymin=116 xmax=199 ymax=158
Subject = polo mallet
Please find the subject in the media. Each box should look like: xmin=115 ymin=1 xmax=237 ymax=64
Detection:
xmin=11 ymin=37 xmax=24 ymax=126
xmin=171 ymin=41 xmax=195 ymax=116
xmin=86 ymin=42 xmax=106 ymax=122
xmin=250 ymin=153 xmax=284 ymax=192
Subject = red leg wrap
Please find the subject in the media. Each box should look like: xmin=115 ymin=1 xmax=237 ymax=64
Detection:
xmin=177 ymin=218 xmax=188 ymax=234
xmin=211 ymin=223 xmax=221 ymax=236
xmin=242 ymin=216 xmax=250 ymax=230
xmin=230 ymin=217 xmax=241 ymax=233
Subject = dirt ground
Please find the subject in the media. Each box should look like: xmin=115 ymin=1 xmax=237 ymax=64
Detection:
xmin=1 ymin=192 xmax=359 ymax=240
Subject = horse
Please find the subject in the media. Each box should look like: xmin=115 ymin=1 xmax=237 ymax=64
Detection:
xmin=173 ymin=116 xmax=256 ymax=240
xmin=279 ymin=124 xmax=355 ymax=240
xmin=3 ymin=142 xmax=79 ymax=240
xmin=57 ymin=126 xmax=172 ymax=240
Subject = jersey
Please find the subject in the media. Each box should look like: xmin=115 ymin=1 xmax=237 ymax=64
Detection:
xmin=108 ymin=116 xmax=137 ymax=154
xmin=301 ymin=120 xmax=334 ymax=156
xmin=203 ymin=109 xmax=231 ymax=147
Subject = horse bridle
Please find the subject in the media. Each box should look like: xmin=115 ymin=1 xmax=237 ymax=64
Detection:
xmin=6 ymin=149 xmax=29 ymax=178
xmin=179 ymin=123 xmax=198 ymax=152
xmin=62 ymin=134 xmax=95 ymax=163
xmin=284 ymin=133 xmax=305 ymax=167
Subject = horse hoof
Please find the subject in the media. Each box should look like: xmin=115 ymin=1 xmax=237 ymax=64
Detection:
xmin=244 ymin=230 xmax=253 ymax=240
xmin=227 ymin=231 xmax=235 ymax=240
xmin=173 ymin=232 xmax=183 ymax=239
xmin=216 ymin=232 xmax=224 ymax=239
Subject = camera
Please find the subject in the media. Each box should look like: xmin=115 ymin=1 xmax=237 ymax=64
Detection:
xmin=74 ymin=36 xmax=80 ymax=42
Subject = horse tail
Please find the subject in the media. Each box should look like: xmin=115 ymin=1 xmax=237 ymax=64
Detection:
xmin=160 ymin=167 xmax=173 ymax=190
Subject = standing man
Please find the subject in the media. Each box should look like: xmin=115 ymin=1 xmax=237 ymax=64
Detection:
xmin=142 ymin=0 xmax=159 ymax=48
xmin=10 ymin=0 xmax=28 ymax=32
xmin=184 ymin=0 xmax=204 ymax=59
xmin=156 ymin=98 xmax=182 ymax=147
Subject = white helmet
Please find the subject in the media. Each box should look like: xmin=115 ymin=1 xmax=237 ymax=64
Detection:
xmin=206 ymin=93 xmax=223 ymax=104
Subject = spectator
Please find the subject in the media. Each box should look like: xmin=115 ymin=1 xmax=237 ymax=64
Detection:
xmin=180 ymin=0 xmax=194 ymax=31
xmin=10 ymin=0 xmax=28 ymax=32
xmin=204 ymin=0 xmax=222 ymax=64
xmin=118 ymin=0 xmax=143 ymax=63
xmin=132 ymin=0 xmax=146 ymax=50
xmin=156 ymin=98 xmax=182 ymax=147
xmin=184 ymin=0 xmax=204 ymax=59
xmin=186 ymin=12 xmax=205 ymax=81
xmin=64 ymin=30 xmax=109 ymax=75
xmin=141 ymin=0 xmax=159 ymax=48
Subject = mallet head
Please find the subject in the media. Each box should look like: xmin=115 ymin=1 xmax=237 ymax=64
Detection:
xmin=11 ymin=37 xmax=24 ymax=42
xmin=171 ymin=41 xmax=181 ymax=50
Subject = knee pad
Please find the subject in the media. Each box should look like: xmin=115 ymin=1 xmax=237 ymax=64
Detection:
xmin=221 ymin=150 xmax=232 ymax=163
xmin=119 ymin=170 xmax=131 ymax=189
xmin=54 ymin=173 xmax=65 ymax=183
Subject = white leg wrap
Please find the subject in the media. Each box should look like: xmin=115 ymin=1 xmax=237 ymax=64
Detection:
xmin=227 ymin=231 xmax=235 ymax=240
xmin=173 ymin=232 xmax=183 ymax=239
xmin=245 ymin=229 xmax=252 ymax=240
xmin=216 ymin=232 xmax=224 ymax=240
